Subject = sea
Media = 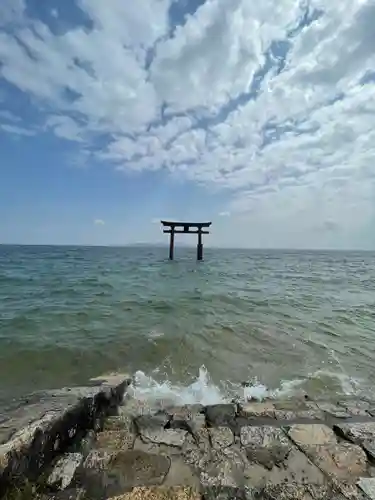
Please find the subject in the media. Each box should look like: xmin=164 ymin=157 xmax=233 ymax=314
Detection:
xmin=1 ymin=244 xmax=375 ymax=411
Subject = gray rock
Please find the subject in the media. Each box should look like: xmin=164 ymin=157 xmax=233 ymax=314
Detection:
xmin=245 ymin=444 xmax=291 ymax=470
xmin=287 ymin=424 xmax=337 ymax=446
xmin=205 ymin=405 xmax=237 ymax=428
xmin=357 ymin=478 xmax=375 ymax=499
xmin=78 ymin=449 xmax=171 ymax=499
xmin=335 ymin=422 xmax=375 ymax=445
xmin=202 ymin=486 xmax=255 ymax=499
xmin=140 ymin=428 xmax=187 ymax=448
xmin=0 ymin=372 xmax=130 ymax=491
xmin=238 ymin=402 xmax=275 ymax=419
xmin=240 ymin=426 xmax=289 ymax=447
xmin=46 ymin=453 xmax=83 ymax=491
xmin=209 ymin=427 xmax=234 ymax=449
xmin=261 ymin=483 xmax=346 ymax=500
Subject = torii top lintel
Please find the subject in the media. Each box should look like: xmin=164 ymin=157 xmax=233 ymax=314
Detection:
xmin=161 ymin=221 xmax=212 ymax=229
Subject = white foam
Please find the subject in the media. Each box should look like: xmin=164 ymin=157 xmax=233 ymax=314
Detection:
xmin=127 ymin=365 xmax=365 ymax=406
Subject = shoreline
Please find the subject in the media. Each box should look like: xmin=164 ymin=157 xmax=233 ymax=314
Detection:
xmin=2 ymin=374 xmax=375 ymax=499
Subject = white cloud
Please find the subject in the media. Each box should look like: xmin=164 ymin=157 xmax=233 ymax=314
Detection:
xmin=219 ymin=211 xmax=230 ymax=217
xmin=94 ymin=219 xmax=105 ymax=225
xmin=0 ymin=124 xmax=36 ymax=136
xmin=0 ymin=0 xmax=375 ymax=247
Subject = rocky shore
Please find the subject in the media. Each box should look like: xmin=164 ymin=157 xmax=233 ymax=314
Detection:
xmin=2 ymin=375 xmax=375 ymax=499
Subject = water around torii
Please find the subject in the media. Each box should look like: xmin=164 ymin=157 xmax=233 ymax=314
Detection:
xmin=1 ymin=244 xmax=375 ymax=409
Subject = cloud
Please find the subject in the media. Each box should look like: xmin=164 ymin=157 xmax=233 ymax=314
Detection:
xmin=94 ymin=219 xmax=105 ymax=225
xmin=0 ymin=124 xmax=36 ymax=136
xmin=0 ymin=0 xmax=374 ymax=246
xmin=219 ymin=211 xmax=230 ymax=217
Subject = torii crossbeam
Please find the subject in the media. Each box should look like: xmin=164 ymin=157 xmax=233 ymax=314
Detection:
xmin=161 ymin=221 xmax=212 ymax=261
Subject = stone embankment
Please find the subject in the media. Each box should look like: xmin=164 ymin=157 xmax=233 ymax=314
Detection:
xmin=2 ymin=375 xmax=375 ymax=499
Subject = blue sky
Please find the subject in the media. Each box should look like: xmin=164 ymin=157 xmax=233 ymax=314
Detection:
xmin=1 ymin=0 xmax=375 ymax=248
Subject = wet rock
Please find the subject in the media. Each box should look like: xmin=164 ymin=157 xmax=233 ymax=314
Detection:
xmin=46 ymin=453 xmax=83 ymax=491
xmin=95 ymin=429 xmax=135 ymax=451
xmin=166 ymin=406 xmax=206 ymax=435
xmin=261 ymin=483 xmax=345 ymax=500
xmin=337 ymin=400 xmax=370 ymax=417
xmin=107 ymin=486 xmax=201 ymax=499
xmin=209 ymin=427 xmax=234 ymax=449
xmin=357 ymin=477 xmax=375 ymax=499
xmin=103 ymin=415 xmax=134 ymax=432
xmin=78 ymin=449 xmax=171 ymax=499
xmin=140 ymin=428 xmax=187 ymax=448
xmin=202 ymin=485 xmax=256 ymax=499
xmin=244 ymin=446 xmax=325 ymax=488
xmin=245 ymin=444 xmax=291 ymax=470
xmin=200 ymin=446 xmax=247 ymax=488
xmin=315 ymin=403 xmax=350 ymax=419
xmin=238 ymin=402 xmax=275 ymax=419
xmin=240 ymin=426 xmax=289 ymax=447
xmin=335 ymin=422 xmax=375 ymax=445
xmin=134 ymin=413 xmax=170 ymax=432
xmin=205 ymin=405 xmax=237 ymax=428
xmin=162 ymin=456 xmax=200 ymax=488
xmin=182 ymin=429 xmax=212 ymax=472
xmin=42 ymin=488 xmax=86 ymax=500
xmin=287 ymin=424 xmax=337 ymax=446
xmin=304 ymin=442 xmax=367 ymax=480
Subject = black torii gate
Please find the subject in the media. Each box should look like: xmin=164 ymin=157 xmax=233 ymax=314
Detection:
xmin=161 ymin=221 xmax=212 ymax=261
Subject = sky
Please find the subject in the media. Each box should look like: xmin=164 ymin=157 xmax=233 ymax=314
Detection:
xmin=0 ymin=0 xmax=375 ymax=249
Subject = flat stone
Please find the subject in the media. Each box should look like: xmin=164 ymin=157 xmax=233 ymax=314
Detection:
xmin=140 ymin=428 xmax=188 ymax=448
xmin=78 ymin=449 xmax=171 ymax=499
xmin=357 ymin=477 xmax=375 ymax=499
xmin=240 ymin=426 xmax=289 ymax=447
xmin=261 ymin=483 xmax=345 ymax=500
xmin=238 ymin=402 xmax=275 ymax=419
xmin=202 ymin=486 xmax=255 ymax=499
xmin=288 ymin=424 xmax=337 ymax=446
xmin=335 ymin=422 xmax=375 ymax=445
xmin=162 ymin=456 xmax=200 ymax=488
xmin=244 ymin=447 xmax=325 ymax=488
xmin=47 ymin=453 xmax=84 ymax=491
xmin=182 ymin=429 xmax=212 ymax=472
xmin=95 ymin=430 xmax=134 ymax=451
xmin=338 ymin=482 xmax=369 ymax=499
xmin=42 ymin=488 xmax=86 ymax=500
xmin=337 ymin=400 xmax=370 ymax=417
xmin=134 ymin=413 xmax=170 ymax=432
xmin=166 ymin=406 xmax=206 ymax=435
xmin=103 ymin=415 xmax=134 ymax=432
xmin=274 ymin=408 xmax=323 ymax=421
xmin=245 ymin=444 xmax=291 ymax=470
xmin=315 ymin=403 xmax=350 ymax=419
xmin=304 ymin=443 xmax=367 ymax=480
xmin=209 ymin=427 xmax=234 ymax=449
xmin=200 ymin=446 xmax=248 ymax=488
xmin=205 ymin=405 xmax=237 ymax=428
xmin=108 ymin=486 xmax=201 ymax=499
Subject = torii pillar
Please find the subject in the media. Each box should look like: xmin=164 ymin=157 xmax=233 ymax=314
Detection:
xmin=161 ymin=221 xmax=212 ymax=261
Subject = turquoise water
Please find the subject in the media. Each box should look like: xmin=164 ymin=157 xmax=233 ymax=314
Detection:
xmin=1 ymin=245 xmax=375 ymax=407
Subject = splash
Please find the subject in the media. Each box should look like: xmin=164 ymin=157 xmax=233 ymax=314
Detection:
xmin=127 ymin=365 xmax=365 ymax=406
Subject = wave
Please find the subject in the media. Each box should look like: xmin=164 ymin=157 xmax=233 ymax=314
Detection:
xmin=127 ymin=365 xmax=365 ymax=407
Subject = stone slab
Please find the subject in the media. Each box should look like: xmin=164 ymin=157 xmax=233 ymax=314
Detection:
xmin=78 ymin=449 xmax=171 ymax=499
xmin=209 ymin=427 xmax=234 ymax=449
xmin=238 ymin=402 xmax=276 ymax=419
xmin=108 ymin=486 xmax=201 ymax=499
xmin=240 ymin=426 xmax=289 ymax=447
xmin=205 ymin=405 xmax=237 ymax=428
xmin=244 ymin=446 xmax=325 ymax=488
xmin=303 ymin=443 xmax=368 ymax=481
xmin=0 ymin=373 xmax=130 ymax=494
xmin=46 ymin=453 xmax=83 ymax=491
xmin=288 ymin=424 xmax=337 ymax=446
xmin=95 ymin=429 xmax=135 ymax=451
xmin=260 ymin=483 xmax=346 ymax=500
xmin=357 ymin=477 xmax=375 ymax=499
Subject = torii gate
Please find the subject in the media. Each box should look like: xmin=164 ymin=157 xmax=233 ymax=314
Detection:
xmin=161 ymin=221 xmax=212 ymax=261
